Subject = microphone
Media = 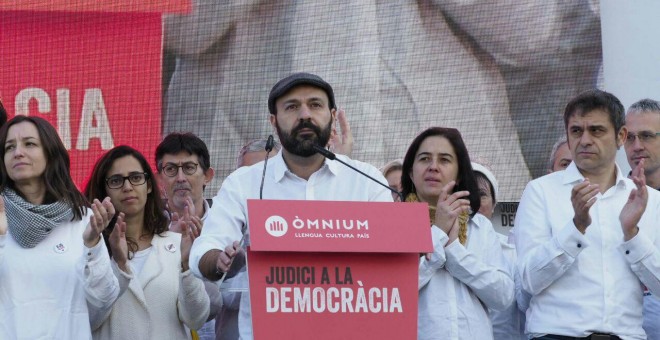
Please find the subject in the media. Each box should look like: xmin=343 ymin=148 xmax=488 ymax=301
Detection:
xmin=265 ymin=135 xmax=275 ymax=152
xmin=260 ymin=135 xmax=275 ymax=199
xmin=312 ymin=144 xmax=404 ymax=202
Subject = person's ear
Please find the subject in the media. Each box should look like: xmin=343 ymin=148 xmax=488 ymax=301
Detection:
xmin=204 ymin=167 xmax=215 ymax=185
xmin=617 ymin=126 xmax=628 ymax=148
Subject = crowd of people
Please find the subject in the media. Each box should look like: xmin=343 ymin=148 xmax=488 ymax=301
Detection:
xmin=0 ymin=72 xmax=659 ymax=340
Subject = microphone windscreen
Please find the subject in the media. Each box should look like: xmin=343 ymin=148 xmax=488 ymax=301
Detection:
xmin=265 ymin=135 xmax=275 ymax=152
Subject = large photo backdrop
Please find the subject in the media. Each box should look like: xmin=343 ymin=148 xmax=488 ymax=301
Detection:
xmin=163 ymin=1 xmax=602 ymax=201
xmin=0 ymin=1 xmax=603 ymax=201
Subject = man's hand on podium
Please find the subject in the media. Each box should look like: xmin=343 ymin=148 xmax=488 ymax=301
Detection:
xmin=217 ymin=239 xmax=246 ymax=281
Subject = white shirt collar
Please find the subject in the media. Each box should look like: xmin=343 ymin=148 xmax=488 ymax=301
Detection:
xmin=272 ymin=149 xmax=340 ymax=182
xmin=561 ymin=160 xmax=627 ymax=189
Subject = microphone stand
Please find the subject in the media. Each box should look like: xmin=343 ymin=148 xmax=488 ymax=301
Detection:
xmin=259 ymin=135 xmax=275 ymax=199
xmin=312 ymin=144 xmax=404 ymax=202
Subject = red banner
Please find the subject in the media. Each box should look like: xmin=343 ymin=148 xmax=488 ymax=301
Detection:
xmin=0 ymin=1 xmax=189 ymax=12
xmin=248 ymin=200 xmax=430 ymax=339
xmin=0 ymin=12 xmax=163 ymax=188
xmin=248 ymin=251 xmax=420 ymax=340
xmin=247 ymin=200 xmax=432 ymax=253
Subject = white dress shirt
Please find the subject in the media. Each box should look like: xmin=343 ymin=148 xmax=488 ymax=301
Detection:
xmin=514 ymin=162 xmax=660 ymax=340
xmin=195 ymin=198 xmax=222 ymax=340
xmin=418 ymin=213 xmax=514 ymax=340
xmin=490 ymin=234 xmax=526 ymax=340
xmin=190 ymin=150 xmax=392 ymax=340
xmin=644 ymin=187 xmax=660 ymax=340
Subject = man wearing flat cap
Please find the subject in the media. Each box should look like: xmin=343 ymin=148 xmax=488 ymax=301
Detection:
xmin=189 ymin=72 xmax=392 ymax=339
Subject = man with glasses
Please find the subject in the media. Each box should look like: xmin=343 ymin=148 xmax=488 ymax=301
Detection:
xmin=156 ymin=132 xmax=215 ymax=222
xmin=155 ymin=132 xmax=221 ymax=340
xmin=624 ymin=98 xmax=660 ymax=340
xmin=625 ymin=99 xmax=660 ymax=190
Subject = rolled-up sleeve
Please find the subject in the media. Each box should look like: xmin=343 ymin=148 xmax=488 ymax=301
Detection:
xmin=190 ymin=173 xmax=247 ymax=279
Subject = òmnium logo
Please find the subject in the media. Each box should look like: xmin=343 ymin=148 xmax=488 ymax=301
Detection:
xmin=265 ymin=215 xmax=288 ymax=237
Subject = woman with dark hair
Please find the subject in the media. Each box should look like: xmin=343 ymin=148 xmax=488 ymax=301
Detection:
xmin=85 ymin=145 xmax=209 ymax=340
xmin=0 ymin=115 xmax=120 ymax=339
xmin=401 ymin=127 xmax=514 ymax=340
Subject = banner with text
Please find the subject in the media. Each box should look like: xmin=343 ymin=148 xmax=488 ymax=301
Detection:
xmin=247 ymin=199 xmax=432 ymax=253
xmin=0 ymin=12 xmax=162 ymax=187
xmin=247 ymin=200 xmax=430 ymax=339
xmin=248 ymin=251 xmax=418 ymax=339
xmin=491 ymin=201 xmax=519 ymax=237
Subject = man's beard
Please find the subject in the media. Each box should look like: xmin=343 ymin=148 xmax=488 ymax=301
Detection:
xmin=276 ymin=119 xmax=333 ymax=157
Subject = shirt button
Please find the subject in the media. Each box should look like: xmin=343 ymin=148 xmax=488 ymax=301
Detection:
xmin=626 ymin=250 xmax=630 ymax=255
xmin=577 ymin=243 xmax=582 ymax=248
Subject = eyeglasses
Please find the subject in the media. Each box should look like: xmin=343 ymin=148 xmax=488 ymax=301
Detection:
xmin=160 ymin=162 xmax=199 ymax=177
xmin=106 ymin=172 xmax=148 ymax=189
xmin=625 ymin=131 xmax=660 ymax=144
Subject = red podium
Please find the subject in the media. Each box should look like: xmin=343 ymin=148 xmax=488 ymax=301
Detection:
xmin=247 ymin=199 xmax=432 ymax=339
xmin=0 ymin=1 xmax=188 ymax=187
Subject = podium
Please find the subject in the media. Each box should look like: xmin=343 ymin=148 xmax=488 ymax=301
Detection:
xmin=247 ymin=199 xmax=432 ymax=339
xmin=0 ymin=0 xmax=188 ymax=187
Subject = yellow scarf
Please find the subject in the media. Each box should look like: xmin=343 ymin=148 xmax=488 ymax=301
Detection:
xmin=405 ymin=193 xmax=468 ymax=245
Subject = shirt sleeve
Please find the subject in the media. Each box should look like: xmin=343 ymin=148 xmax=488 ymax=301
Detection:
xmin=190 ymin=172 xmax=246 ymax=279
xmin=444 ymin=224 xmax=514 ymax=311
xmin=514 ymin=181 xmax=588 ymax=295
xmin=364 ymin=164 xmax=395 ymax=203
xmin=618 ymin=201 xmax=660 ymax=296
xmin=177 ymin=269 xmax=211 ymax=330
xmin=515 ymin=268 xmax=532 ymax=313
xmin=418 ymin=226 xmax=448 ymax=289
xmin=81 ymin=237 xmax=119 ymax=308
xmin=81 ymin=236 xmax=134 ymax=329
